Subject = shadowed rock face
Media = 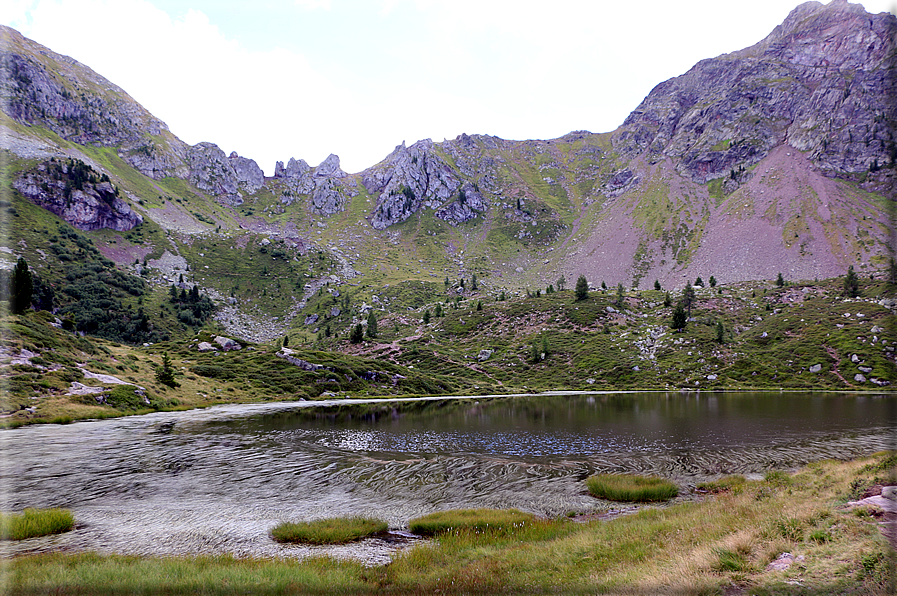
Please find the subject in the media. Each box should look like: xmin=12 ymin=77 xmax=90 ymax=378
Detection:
xmin=14 ymin=160 xmax=143 ymax=231
xmin=614 ymin=0 xmax=897 ymax=183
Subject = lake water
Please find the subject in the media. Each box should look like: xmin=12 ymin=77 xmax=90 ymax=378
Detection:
xmin=1 ymin=391 xmax=894 ymax=561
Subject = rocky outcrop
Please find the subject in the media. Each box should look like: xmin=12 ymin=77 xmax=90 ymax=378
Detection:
xmin=228 ymin=151 xmax=265 ymax=194
xmin=434 ymin=182 xmax=487 ymax=225
xmin=614 ymin=0 xmax=897 ymax=183
xmin=273 ymin=154 xmax=349 ymax=214
xmin=188 ymin=144 xmax=265 ymax=206
xmin=14 ymin=159 xmax=142 ymax=231
xmin=364 ymin=140 xmax=465 ymax=229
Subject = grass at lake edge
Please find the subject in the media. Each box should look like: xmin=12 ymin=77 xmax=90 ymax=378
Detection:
xmin=0 ymin=508 xmax=74 ymax=540
xmin=7 ymin=454 xmax=894 ymax=595
xmin=271 ymin=517 xmax=388 ymax=545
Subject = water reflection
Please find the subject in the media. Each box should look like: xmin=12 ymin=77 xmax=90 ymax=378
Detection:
xmin=1 ymin=392 xmax=893 ymax=560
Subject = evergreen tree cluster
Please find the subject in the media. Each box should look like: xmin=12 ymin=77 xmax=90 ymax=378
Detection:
xmin=168 ymin=283 xmax=216 ymax=327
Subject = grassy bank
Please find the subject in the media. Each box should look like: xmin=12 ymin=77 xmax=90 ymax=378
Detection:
xmin=585 ymin=474 xmax=679 ymax=502
xmin=7 ymin=453 xmax=894 ymax=595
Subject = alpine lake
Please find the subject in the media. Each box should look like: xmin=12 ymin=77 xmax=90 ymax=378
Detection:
xmin=2 ymin=391 xmax=894 ymax=563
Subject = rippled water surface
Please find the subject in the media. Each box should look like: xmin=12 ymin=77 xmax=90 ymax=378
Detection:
xmin=1 ymin=392 xmax=894 ymax=560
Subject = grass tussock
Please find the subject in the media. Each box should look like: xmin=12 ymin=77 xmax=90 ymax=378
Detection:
xmin=408 ymin=508 xmax=536 ymax=536
xmin=270 ymin=516 xmax=387 ymax=545
xmin=0 ymin=508 xmax=74 ymax=540
xmin=586 ymin=473 xmax=679 ymax=502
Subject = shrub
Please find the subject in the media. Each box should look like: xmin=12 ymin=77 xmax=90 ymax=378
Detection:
xmin=0 ymin=508 xmax=74 ymax=540
xmin=271 ymin=517 xmax=387 ymax=545
xmin=409 ymin=508 xmax=535 ymax=536
xmin=585 ymin=474 xmax=678 ymax=502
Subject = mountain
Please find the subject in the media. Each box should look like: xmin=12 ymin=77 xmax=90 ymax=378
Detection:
xmin=1 ymin=0 xmax=894 ymax=345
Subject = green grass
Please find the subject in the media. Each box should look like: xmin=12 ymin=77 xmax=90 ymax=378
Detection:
xmin=0 ymin=508 xmax=74 ymax=540
xmin=5 ymin=455 xmax=895 ymax=594
xmin=696 ymin=475 xmax=747 ymax=494
xmin=270 ymin=517 xmax=387 ymax=545
xmin=585 ymin=473 xmax=679 ymax=502
xmin=408 ymin=508 xmax=536 ymax=536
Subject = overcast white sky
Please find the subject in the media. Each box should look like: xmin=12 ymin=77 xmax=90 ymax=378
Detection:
xmin=3 ymin=0 xmax=895 ymax=174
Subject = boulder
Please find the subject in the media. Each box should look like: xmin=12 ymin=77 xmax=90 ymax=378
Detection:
xmin=477 ymin=349 xmax=493 ymax=362
xmin=213 ymin=336 xmax=242 ymax=351
xmin=197 ymin=342 xmax=216 ymax=352
xmin=808 ymin=364 xmax=822 ymax=373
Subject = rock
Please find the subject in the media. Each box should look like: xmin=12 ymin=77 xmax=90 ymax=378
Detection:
xmin=586 ymin=378 xmax=596 ymax=384
xmin=706 ymin=374 xmax=717 ymax=380
xmin=809 ymin=364 xmax=822 ymax=373
xmin=305 ymin=314 xmax=319 ymax=325
xmin=14 ymin=160 xmax=143 ymax=231
xmin=858 ymin=366 xmax=873 ymax=373
xmin=0 ymin=26 xmax=190 ymax=179
xmin=854 ymin=373 xmax=867 ymax=383
xmin=851 ymin=354 xmax=861 ymax=363
xmin=614 ymin=0 xmax=896 ymax=182
xmin=766 ymin=552 xmax=804 ymax=572
xmin=197 ymin=342 xmax=216 ymax=352
xmin=213 ymin=336 xmax=242 ymax=351
xmin=188 ymin=142 xmax=243 ymax=206
xmin=477 ymin=349 xmax=493 ymax=362
xmin=606 ymin=306 xmax=616 ymax=313
xmin=227 ymin=151 xmax=265 ymax=194
xmin=603 ymin=168 xmax=638 ymax=197
xmin=330 ymin=307 xmax=341 ymax=317
xmin=365 ymin=140 xmax=464 ymax=229
xmin=277 ymin=348 xmax=324 ymax=371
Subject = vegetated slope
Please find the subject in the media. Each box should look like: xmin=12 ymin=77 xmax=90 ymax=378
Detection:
xmin=1 ymin=0 xmax=894 ymax=348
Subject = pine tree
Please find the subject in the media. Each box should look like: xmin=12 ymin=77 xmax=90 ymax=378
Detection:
xmin=10 ymin=257 xmax=32 ymax=314
xmin=615 ymin=283 xmax=625 ymax=308
xmin=715 ymin=321 xmax=725 ymax=343
xmin=350 ymin=324 xmax=364 ymax=344
xmin=435 ymin=303 xmax=443 ymax=318
xmin=471 ymin=273 xmax=478 ymax=291
xmin=843 ymin=265 xmax=859 ymax=297
xmin=156 ymin=352 xmax=180 ymax=388
xmin=423 ymin=309 xmax=431 ymax=324
xmin=366 ymin=310 xmax=378 ymax=338
xmin=695 ymin=276 xmax=704 ymax=287
xmin=476 ymin=300 xmax=482 ymax=311
xmin=709 ymin=276 xmax=717 ymax=288
xmin=654 ymin=279 xmax=661 ymax=291
xmin=776 ymin=272 xmax=785 ymax=287
xmin=671 ymin=303 xmax=687 ymax=331
xmin=682 ymin=282 xmax=696 ymax=317
xmin=557 ymin=275 xmax=566 ymax=291
xmin=283 ymin=334 xmax=289 ymax=347
xmin=663 ymin=291 xmax=671 ymax=307
xmin=575 ymin=275 xmax=589 ymax=301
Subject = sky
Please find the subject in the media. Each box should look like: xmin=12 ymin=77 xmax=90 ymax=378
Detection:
xmin=3 ymin=0 xmax=895 ymax=175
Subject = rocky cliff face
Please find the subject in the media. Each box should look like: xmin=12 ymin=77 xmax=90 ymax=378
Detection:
xmin=0 ymin=25 xmax=190 ymax=179
xmin=14 ymin=159 xmax=143 ymax=231
xmin=614 ymin=0 xmax=896 ymax=184
xmin=363 ymin=139 xmax=490 ymax=229
xmin=186 ymin=143 xmax=265 ymax=206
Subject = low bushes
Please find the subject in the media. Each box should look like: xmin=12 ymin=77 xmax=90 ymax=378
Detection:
xmin=270 ymin=517 xmax=387 ymax=544
xmin=585 ymin=474 xmax=678 ymax=502
xmin=408 ymin=508 xmax=535 ymax=536
xmin=0 ymin=508 xmax=74 ymax=540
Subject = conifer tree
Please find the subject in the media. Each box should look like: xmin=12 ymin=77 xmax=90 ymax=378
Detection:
xmin=575 ymin=275 xmax=589 ymax=301
xmin=366 ymin=310 xmax=378 ymax=338
xmin=10 ymin=258 xmax=32 ymax=314
xmin=843 ymin=265 xmax=859 ymax=297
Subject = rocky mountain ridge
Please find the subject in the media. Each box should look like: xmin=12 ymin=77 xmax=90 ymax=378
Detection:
xmin=2 ymin=0 xmax=894 ymax=304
